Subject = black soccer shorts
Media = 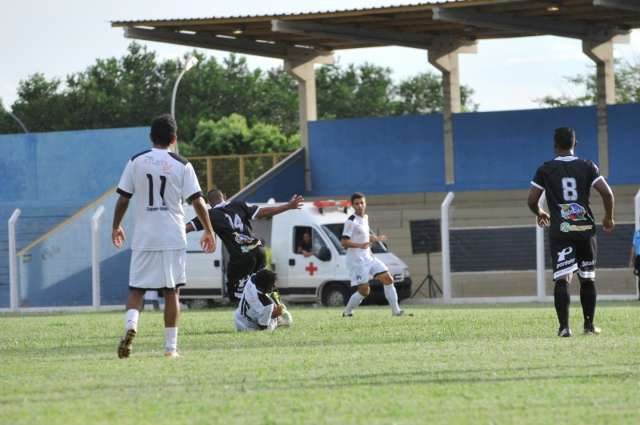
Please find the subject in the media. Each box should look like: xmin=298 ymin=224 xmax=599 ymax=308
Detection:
xmin=549 ymin=236 xmax=597 ymax=281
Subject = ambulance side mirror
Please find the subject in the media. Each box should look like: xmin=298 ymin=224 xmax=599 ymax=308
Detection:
xmin=317 ymin=247 xmax=331 ymax=262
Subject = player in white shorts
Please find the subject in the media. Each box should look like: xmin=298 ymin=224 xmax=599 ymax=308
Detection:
xmin=341 ymin=192 xmax=404 ymax=317
xmin=234 ymin=269 xmax=291 ymax=332
xmin=112 ymin=114 xmax=215 ymax=358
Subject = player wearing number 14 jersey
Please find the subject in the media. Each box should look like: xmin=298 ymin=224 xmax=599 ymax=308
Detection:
xmin=186 ymin=189 xmax=304 ymax=302
xmin=528 ymin=127 xmax=615 ymax=337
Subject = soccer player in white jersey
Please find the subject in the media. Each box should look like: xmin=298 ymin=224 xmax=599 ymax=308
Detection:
xmin=112 ymin=114 xmax=215 ymax=358
xmin=341 ymin=192 xmax=404 ymax=317
xmin=234 ymin=269 xmax=285 ymax=332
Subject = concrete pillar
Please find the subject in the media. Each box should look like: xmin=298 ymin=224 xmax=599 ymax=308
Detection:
xmin=429 ymin=49 xmax=462 ymax=186
xmin=285 ymin=59 xmax=318 ymax=192
xmin=582 ymin=37 xmax=615 ymax=177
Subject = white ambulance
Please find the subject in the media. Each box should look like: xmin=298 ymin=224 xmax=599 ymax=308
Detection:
xmin=180 ymin=200 xmax=412 ymax=307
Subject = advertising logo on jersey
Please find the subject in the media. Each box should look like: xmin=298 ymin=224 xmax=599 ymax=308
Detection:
xmin=559 ymin=203 xmax=587 ymax=221
xmin=560 ymin=222 xmax=593 ymax=233
xmin=233 ymin=232 xmax=263 ymax=253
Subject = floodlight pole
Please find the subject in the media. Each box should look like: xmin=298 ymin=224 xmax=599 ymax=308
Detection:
xmin=170 ymin=56 xmax=198 ymax=155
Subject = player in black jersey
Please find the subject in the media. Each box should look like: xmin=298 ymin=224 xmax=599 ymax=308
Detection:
xmin=186 ymin=189 xmax=303 ymax=302
xmin=528 ymin=127 xmax=615 ymax=337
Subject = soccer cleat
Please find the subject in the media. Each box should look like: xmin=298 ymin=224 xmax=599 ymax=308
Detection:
xmin=342 ymin=312 xmax=353 ymax=317
xmin=558 ymin=327 xmax=573 ymax=337
xmin=277 ymin=310 xmax=293 ymax=327
xmin=583 ymin=323 xmax=602 ymax=335
xmin=392 ymin=310 xmax=405 ymax=317
xmin=164 ymin=350 xmax=180 ymax=358
xmin=117 ymin=328 xmax=137 ymax=359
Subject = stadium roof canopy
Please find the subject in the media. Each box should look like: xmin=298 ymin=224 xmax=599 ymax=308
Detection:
xmin=112 ymin=0 xmax=640 ymax=186
xmin=112 ymin=0 xmax=640 ymax=59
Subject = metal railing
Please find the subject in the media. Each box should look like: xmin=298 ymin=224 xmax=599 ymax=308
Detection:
xmin=186 ymin=152 xmax=292 ymax=196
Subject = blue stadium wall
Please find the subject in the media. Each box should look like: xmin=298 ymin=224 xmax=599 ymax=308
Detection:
xmin=0 ymin=127 xmax=150 ymax=307
xmin=304 ymin=103 xmax=640 ymax=197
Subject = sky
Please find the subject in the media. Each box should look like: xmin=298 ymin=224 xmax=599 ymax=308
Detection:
xmin=2 ymin=0 xmax=639 ymax=112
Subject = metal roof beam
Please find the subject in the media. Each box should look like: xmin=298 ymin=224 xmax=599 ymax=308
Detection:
xmin=271 ymin=19 xmax=475 ymax=51
xmin=432 ymin=7 xmax=626 ymax=40
xmin=123 ymin=27 xmax=332 ymax=61
xmin=593 ymin=0 xmax=640 ymax=13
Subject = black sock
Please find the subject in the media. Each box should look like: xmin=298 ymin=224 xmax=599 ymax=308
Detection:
xmin=580 ymin=279 xmax=597 ymax=326
xmin=554 ymin=279 xmax=570 ymax=329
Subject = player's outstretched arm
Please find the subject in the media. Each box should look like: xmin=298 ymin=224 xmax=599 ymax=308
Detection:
xmin=593 ymin=178 xmax=615 ymax=232
xmin=255 ymin=194 xmax=304 ymax=219
xmin=111 ymin=195 xmax=130 ymax=248
xmin=193 ymin=197 xmax=216 ymax=252
xmin=527 ymin=187 xmax=550 ymax=227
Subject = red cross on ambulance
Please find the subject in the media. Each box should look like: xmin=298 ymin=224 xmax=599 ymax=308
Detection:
xmin=305 ymin=262 xmax=318 ymax=276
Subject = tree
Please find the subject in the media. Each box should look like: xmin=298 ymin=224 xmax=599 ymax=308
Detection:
xmin=316 ymin=63 xmax=395 ymax=119
xmin=10 ymin=73 xmax=67 ymax=132
xmin=393 ymin=72 xmax=478 ymax=114
xmin=537 ymin=59 xmax=640 ymax=107
xmin=0 ymin=43 xmax=479 ymax=145
xmin=185 ymin=113 xmax=298 ymax=156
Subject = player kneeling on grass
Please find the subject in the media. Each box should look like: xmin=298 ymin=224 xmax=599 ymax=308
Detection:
xmin=234 ymin=269 xmax=292 ymax=332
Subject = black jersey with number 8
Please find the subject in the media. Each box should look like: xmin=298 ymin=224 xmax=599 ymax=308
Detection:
xmin=531 ymin=155 xmax=602 ymax=239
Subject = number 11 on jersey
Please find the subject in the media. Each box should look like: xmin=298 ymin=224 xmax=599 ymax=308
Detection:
xmin=146 ymin=174 xmax=167 ymax=207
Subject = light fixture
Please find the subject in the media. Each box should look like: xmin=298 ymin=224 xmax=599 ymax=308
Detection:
xmin=547 ymin=6 xmax=560 ymax=12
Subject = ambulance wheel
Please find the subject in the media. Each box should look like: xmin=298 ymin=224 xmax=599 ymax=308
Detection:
xmin=322 ymin=284 xmax=349 ymax=307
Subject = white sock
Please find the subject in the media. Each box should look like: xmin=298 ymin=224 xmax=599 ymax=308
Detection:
xmin=165 ymin=327 xmax=178 ymax=352
xmin=345 ymin=291 xmax=365 ymax=314
xmin=125 ymin=309 xmax=139 ymax=331
xmin=384 ymin=284 xmax=401 ymax=314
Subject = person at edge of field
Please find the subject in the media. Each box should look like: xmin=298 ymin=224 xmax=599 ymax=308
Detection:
xmin=630 ymin=222 xmax=640 ymax=300
xmin=341 ymin=192 xmax=404 ymax=317
xmin=234 ymin=269 xmax=288 ymax=332
xmin=527 ymin=127 xmax=615 ymax=337
xmin=186 ymin=189 xmax=303 ymax=303
xmin=112 ymin=114 xmax=215 ymax=358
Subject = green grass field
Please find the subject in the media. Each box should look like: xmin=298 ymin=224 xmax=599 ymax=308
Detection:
xmin=1 ymin=303 xmax=639 ymax=425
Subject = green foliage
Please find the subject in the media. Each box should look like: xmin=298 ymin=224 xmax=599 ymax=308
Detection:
xmin=189 ymin=113 xmax=298 ymax=156
xmin=1 ymin=304 xmax=639 ymax=425
xmin=0 ymin=42 xmax=479 ymax=152
xmin=393 ymin=71 xmax=478 ymax=114
xmin=538 ymin=59 xmax=640 ymax=107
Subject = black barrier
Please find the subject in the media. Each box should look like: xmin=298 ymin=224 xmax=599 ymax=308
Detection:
xmin=409 ymin=219 xmax=442 ymax=298
xmin=409 ymin=219 xmax=441 ymax=254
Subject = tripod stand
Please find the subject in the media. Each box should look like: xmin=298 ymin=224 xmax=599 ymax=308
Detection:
xmin=411 ymin=252 xmax=442 ymax=298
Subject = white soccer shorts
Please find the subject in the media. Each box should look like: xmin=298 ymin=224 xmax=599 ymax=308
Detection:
xmin=349 ymin=256 xmax=388 ymax=286
xmin=129 ymin=249 xmax=186 ymax=289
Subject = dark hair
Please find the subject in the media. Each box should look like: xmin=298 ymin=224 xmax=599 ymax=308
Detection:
xmin=554 ymin=127 xmax=575 ymax=150
xmin=207 ymin=189 xmax=225 ymax=206
xmin=150 ymin=114 xmax=177 ymax=146
xmin=253 ymin=269 xmax=277 ymax=293
xmin=350 ymin=192 xmax=365 ymax=203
